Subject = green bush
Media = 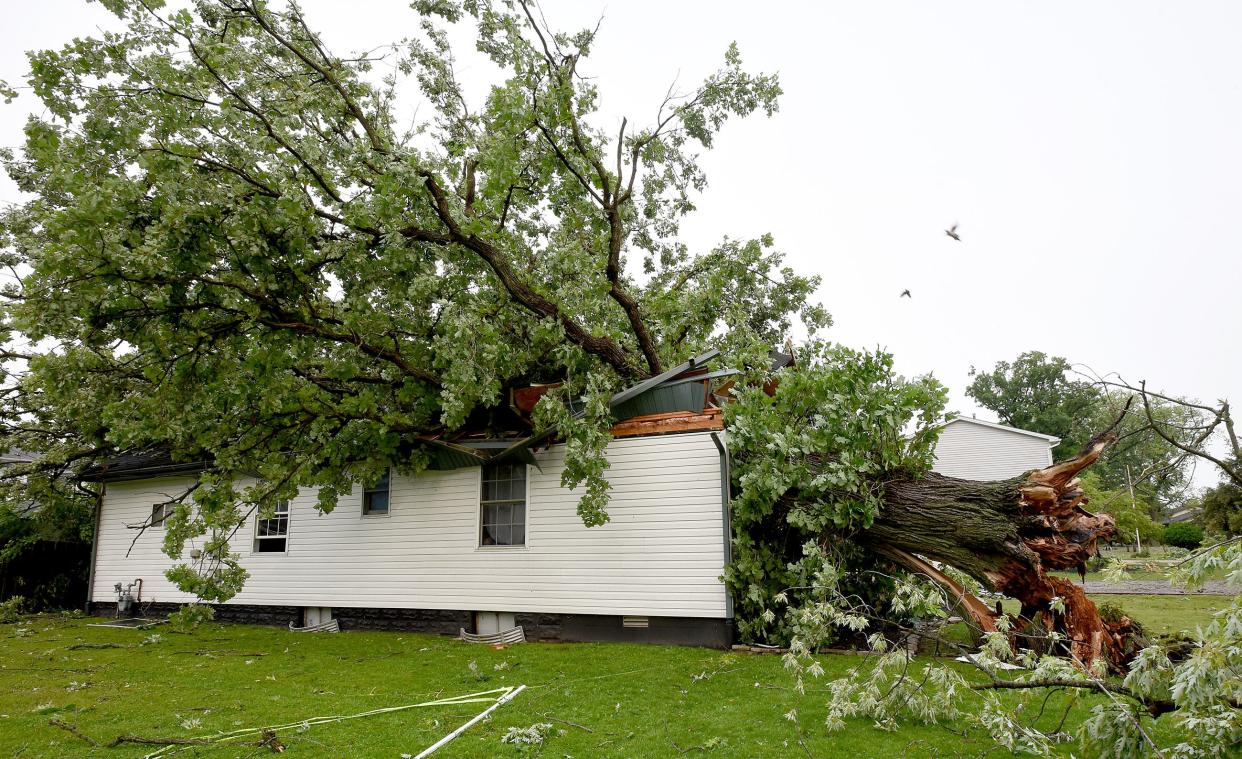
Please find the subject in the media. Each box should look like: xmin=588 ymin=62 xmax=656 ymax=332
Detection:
xmin=1162 ymin=523 xmax=1204 ymax=550
xmin=167 ymin=603 xmax=215 ymax=632
xmin=0 ymin=596 xmax=26 ymax=624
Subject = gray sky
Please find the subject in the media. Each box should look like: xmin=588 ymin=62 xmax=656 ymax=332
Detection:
xmin=2 ymin=1 xmax=1239 ymax=481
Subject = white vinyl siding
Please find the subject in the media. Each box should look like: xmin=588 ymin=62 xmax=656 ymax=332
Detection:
xmin=89 ymin=432 xmax=727 ymax=618
xmin=932 ymin=419 xmax=1056 ymax=480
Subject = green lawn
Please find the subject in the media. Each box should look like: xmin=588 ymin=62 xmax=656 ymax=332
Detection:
xmin=977 ymin=593 xmax=1227 ymax=637
xmin=1087 ymin=594 xmax=1231 ymax=636
xmin=1050 ymin=567 xmax=1228 ymax=584
xmin=0 ymin=613 xmax=1138 ymax=758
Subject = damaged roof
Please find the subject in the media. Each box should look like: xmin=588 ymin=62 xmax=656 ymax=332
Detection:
xmin=81 ymin=348 xmax=742 ymax=482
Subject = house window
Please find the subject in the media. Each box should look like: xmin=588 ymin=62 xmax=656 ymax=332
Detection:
xmin=254 ymin=501 xmax=289 ymax=553
xmin=480 ymin=462 xmax=526 ymax=547
xmin=362 ymin=469 xmax=390 ymax=515
xmin=151 ymin=503 xmax=174 ymax=528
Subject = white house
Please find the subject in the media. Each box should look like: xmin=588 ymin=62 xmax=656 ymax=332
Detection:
xmin=84 ymin=352 xmax=735 ymax=647
xmin=932 ymin=416 xmax=1060 ymax=480
xmin=83 ymin=356 xmax=1059 ymax=646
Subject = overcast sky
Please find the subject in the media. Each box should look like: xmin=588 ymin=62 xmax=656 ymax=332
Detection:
xmin=2 ymin=1 xmax=1239 ymax=478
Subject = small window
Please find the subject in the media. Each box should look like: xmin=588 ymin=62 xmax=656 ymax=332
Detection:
xmin=254 ymin=501 xmax=289 ymax=553
xmin=362 ymin=469 xmax=390 ymax=515
xmin=151 ymin=503 xmax=175 ymax=528
xmin=480 ymin=462 xmax=526 ymax=547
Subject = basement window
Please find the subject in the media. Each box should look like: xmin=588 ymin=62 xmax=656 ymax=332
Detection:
xmin=150 ymin=502 xmax=174 ymax=528
xmin=480 ymin=462 xmax=526 ymax=547
xmin=253 ymin=501 xmax=289 ymax=553
xmin=362 ymin=468 xmax=390 ymax=516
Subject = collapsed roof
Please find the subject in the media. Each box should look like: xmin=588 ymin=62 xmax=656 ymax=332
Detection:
xmin=80 ymin=348 xmax=765 ymax=482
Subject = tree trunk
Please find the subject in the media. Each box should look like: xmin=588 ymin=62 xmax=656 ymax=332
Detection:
xmin=862 ymin=432 xmax=1136 ymax=673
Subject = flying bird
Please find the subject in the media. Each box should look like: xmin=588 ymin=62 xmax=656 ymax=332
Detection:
xmin=900 ymin=289 xmax=911 ymax=298
xmin=945 ymin=223 xmax=961 ymax=241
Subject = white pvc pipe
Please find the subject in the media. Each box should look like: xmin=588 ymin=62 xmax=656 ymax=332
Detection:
xmin=414 ymin=684 xmax=527 ymax=758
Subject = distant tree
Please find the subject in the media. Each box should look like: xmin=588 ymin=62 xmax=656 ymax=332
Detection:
xmin=1077 ymin=471 xmax=1161 ymax=546
xmin=1086 ymin=397 xmax=1202 ymax=513
xmin=967 ymin=352 xmax=1102 ymax=456
xmin=969 ymin=353 xmax=1201 ymax=509
xmin=1161 ymin=522 xmax=1205 ymax=550
xmin=1200 ymin=472 xmax=1242 ymax=536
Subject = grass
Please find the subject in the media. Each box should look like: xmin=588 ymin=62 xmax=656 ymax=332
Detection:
xmin=939 ymin=593 xmax=1227 ymax=654
xmin=1087 ymin=594 xmax=1231 ymax=636
xmin=1048 ymin=559 xmax=1227 ymax=585
xmin=0 ymin=614 xmax=1134 ymax=759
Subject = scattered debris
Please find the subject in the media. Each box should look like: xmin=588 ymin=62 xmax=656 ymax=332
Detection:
xmin=954 ymin=655 xmax=1025 ymax=671
xmin=415 ymin=685 xmax=526 ymax=758
xmin=540 ymin=714 xmax=593 ymax=733
xmin=87 ymin=617 xmax=164 ymax=630
xmin=500 ymin=722 xmax=555 ymax=747
xmin=730 ymin=644 xmax=789 ymax=654
xmin=48 ymin=716 xmax=100 ymax=747
xmin=256 ymin=727 xmax=285 ymax=753
xmin=132 ymin=686 xmax=526 ymax=759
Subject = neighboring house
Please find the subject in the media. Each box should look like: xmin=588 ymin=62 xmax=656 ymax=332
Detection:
xmin=83 ymin=351 xmax=738 ymax=647
xmin=932 ymin=416 xmax=1060 ymax=480
xmin=1162 ymin=507 xmax=1202 ymax=526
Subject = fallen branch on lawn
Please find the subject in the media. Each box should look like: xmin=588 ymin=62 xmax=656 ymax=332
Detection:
xmin=140 ymin=686 xmax=525 ymax=758
xmin=48 ymin=717 xmax=100 ymax=747
xmin=111 ymin=734 xmax=214 ymax=749
xmin=971 ymin=678 xmax=1180 ymax=717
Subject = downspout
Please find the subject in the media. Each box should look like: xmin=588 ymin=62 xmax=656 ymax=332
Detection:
xmin=83 ymin=484 xmax=104 ymax=614
xmin=710 ymin=432 xmax=733 ymax=620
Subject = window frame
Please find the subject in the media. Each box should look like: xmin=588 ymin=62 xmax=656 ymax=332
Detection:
xmin=477 ymin=462 xmax=529 ymax=549
xmin=150 ymin=502 xmax=175 ymax=529
xmin=252 ymin=500 xmax=290 ymax=555
xmin=361 ymin=468 xmax=392 ymax=517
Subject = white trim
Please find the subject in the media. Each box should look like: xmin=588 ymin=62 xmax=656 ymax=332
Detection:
xmin=361 ymin=468 xmax=392 ymax=517
xmin=251 ymin=500 xmax=290 ymax=556
xmin=150 ymin=502 xmax=174 ymax=529
xmin=941 ymin=416 xmax=1061 ymax=445
xmin=476 ymin=463 xmax=530 ymax=550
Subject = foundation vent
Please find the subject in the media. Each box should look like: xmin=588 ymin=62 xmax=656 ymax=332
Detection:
xmin=622 ymin=616 xmax=649 ymax=629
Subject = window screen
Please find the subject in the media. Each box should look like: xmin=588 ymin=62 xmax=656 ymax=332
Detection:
xmin=480 ymin=462 xmax=526 ymax=546
xmin=151 ymin=502 xmax=174 ymax=528
xmin=363 ymin=468 xmax=390 ymax=515
xmin=253 ymin=501 xmax=289 ymax=553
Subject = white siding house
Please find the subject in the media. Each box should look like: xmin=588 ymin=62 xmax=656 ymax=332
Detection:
xmin=932 ymin=417 xmax=1059 ymax=480
xmin=88 ymin=430 xmax=732 ymax=645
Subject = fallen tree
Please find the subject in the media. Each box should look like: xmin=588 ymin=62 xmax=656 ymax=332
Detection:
xmin=865 ymin=426 xmax=1129 ymax=671
xmin=725 ymin=348 xmax=1137 ymax=673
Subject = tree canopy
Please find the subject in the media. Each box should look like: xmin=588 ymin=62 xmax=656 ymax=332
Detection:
xmin=0 ymin=0 xmax=825 ymax=599
xmin=1200 ymin=468 xmax=1242 ymax=536
xmin=967 ymin=351 xmax=1101 ymax=456
xmin=968 ymin=351 xmax=1203 ymax=510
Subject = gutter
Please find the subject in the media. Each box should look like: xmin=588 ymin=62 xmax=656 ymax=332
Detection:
xmin=81 ymin=461 xmax=210 ymax=483
xmin=711 ymin=431 xmax=733 ymax=620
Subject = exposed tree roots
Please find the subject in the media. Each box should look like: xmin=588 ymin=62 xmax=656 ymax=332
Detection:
xmin=862 ymin=422 xmax=1137 ymax=673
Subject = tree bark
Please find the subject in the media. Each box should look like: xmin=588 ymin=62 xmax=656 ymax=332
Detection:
xmin=863 ymin=431 xmax=1136 ymax=673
